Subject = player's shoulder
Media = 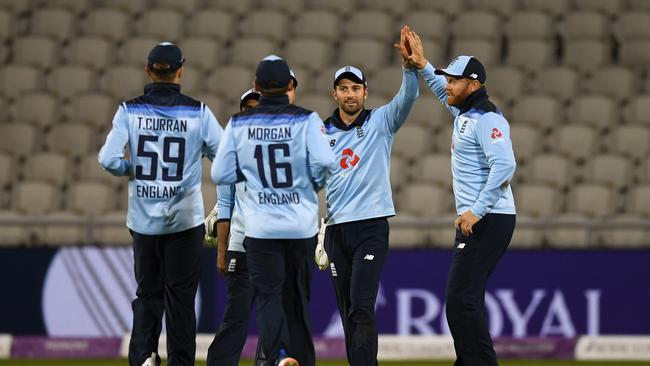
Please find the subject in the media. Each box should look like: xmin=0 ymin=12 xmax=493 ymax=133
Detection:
xmin=231 ymin=104 xmax=314 ymax=127
xmin=123 ymin=93 xmax=202 ymax=109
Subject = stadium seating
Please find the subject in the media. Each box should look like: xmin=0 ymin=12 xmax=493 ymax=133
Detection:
xmin=0 ymin=0 xmax=647 ymax=247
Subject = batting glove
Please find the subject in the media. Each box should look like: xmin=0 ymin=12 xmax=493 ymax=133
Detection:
xmin=204 ymin=205 xmax=218 ymax=247
xmin=315 ymin=218 xmax=329 ymax=271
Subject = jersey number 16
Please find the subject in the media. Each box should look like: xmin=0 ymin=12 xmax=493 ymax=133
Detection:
xmin=253 ymin=143 xmax=293 ymax=188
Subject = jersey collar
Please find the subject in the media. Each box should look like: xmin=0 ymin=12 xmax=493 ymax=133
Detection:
xmin=259 ymin=94 xmax=290 ymax=105
xmin=144 ymin=82 xmax=181 ymax=95
xmin=327 ymin=108 xmax=371 ymax=131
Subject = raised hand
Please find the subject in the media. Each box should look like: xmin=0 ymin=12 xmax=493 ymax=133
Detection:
xmin=406 ymin=29 xmax=427 ymax=69
xmin=394 ymin=25 xmax=415 ymax=68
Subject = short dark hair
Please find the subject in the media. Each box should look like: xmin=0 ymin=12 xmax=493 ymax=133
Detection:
xmin=147 ymin=62 xmax=179 ymax=82
xmin=259 ymin=85 xmax=289 ymax=96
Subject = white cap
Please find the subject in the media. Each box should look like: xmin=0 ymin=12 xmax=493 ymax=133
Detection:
xmin=334 ymin=65 xmax=367 ymax=86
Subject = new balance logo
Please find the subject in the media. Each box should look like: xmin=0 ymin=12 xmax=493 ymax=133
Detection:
xmin=228 ymin=258 xmax=237 ymax=273
xmin=363 ymin=254 xmax=375 ymax=260
xmin=330 ymin=262 xmax=337 ymax=276
xmin=457 ymin=243 xmax=466 ymax=249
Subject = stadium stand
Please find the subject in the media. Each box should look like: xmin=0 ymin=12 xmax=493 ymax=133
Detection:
xmin=0 ymin=0 xmax=647 ymax=248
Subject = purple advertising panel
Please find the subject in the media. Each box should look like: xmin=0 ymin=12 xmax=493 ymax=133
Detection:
xmin=0 ymin=248 xmax=648 ymax=338
xmin=305 ymin=250 xmax=650 ymax=337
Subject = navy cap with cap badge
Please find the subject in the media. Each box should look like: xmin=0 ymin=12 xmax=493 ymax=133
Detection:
xmin=434 ymin=55 xmax=486 ymax=84
xmin=147 ymin=42 xmax=185 ymax=70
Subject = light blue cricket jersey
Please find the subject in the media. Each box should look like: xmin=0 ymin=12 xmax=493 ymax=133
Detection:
xmin=211 ymin=95 xmax=336 ymax=239
xmin=98 ymin=83 xmax=223 ymax=235
xmin=323 ymin=67 xmax=419 ymax=225
xmin=419 ymin=62 xmax=516 ymax=218
xmin=216 ymin=182 xmax=246 ymax=252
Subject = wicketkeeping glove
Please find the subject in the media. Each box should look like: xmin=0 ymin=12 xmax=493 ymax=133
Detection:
xmin=315 ymin=218 xmax=329 ymax=271
xmin=204 ymin=205 xmax=218 ymax=247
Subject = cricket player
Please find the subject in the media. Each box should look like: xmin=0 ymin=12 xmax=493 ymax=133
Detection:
xmin=98 ymin=42 xmax=223 ymax=366
xmin=211 ymin=55 xmax=335 ymax=366
xmin=320 ymin=26 xmax=419 ymax=365
xmin=406 ymin=29 xmax=517 ymax=365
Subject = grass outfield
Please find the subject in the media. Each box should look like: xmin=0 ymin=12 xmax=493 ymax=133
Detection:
xmin=0 ymin=360 xmax=649 ymax=366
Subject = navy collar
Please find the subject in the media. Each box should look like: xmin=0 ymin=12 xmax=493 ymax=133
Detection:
xmin=259 ymin=94 xmax=290 ymax=106
xmin=328 ymin=108 xmax=371 ymax=131
xmin=457 ymin=87 xmax=489 ymax=114
xmin=144 ymin=82 xmax=181 ymax=95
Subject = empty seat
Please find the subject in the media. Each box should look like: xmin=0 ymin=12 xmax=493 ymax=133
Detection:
xmin=563 ymin=12 xmax=608 ymax=40
xmin=612 ymin=125 xmax=650 ymax=160
xmin=13 ymin=36 xmax=57 ymax=69
xmin=38 ymin=211 xmax=85 ymax=246
xmin=66 ymin=37 xmax=113 ymax=71
xmin=204 ymin=0 xmax=253 ymax=15
xmin=555 ymin=125 xmax=597 ymax=161
xmin=620 ymin=40 xmax=650 ymax=67
xmin=346 ymin=11 xmax=394 ymax=41
xmin=179 ymin=65 xmax=202 ymax=95
xmin=24 ymin=152 xmax=69 ymax=187
xmin=0 ymin=123 xmax=37 ymax=157
xmin=82 ymin=8 xmax=130 ymax=42
xmin=452 ymin=39 xmax=498 ymax=66
xmin=563 ymin=40 xmax=609 ymax=70
xmin=298 ymin=94 xmax=335 ymax=120
xmin=599 ymin=214 xmax=649 ymax=248
xmin=0 ymin=9 xmax=10 ymax=41
xmin=118 ymin=37 xmax=160 ymax=66
xmin=452 ymin=11 xmax=500 ymax=41
xmin=506 ymin=11 xmax=554 ymax=40
xmin=533 ymin=66 xmax=578 ymax=102
xmin=616 ymin=12 xmax=650 ymax=41
xmin=0 ymin=0 xmax=29 ymax=14
xmin=545 ymin=213 xmax=591 ymax=248
xmin=365 ymin=95 xmax=389 ymax=110
xmin=487 ymin=66 xmax=526 ymax=103
xmin=48 ymin=123 xmax=93 ymax=158
xmin=393 ymin=125 xmax=432 ymax=160
xmin=181 ymin=38 xmax=221 ymax=71
xmin=292 ymin=10 xmax=340 ymax=42
xmin=0 ymin=64 xmax=40 ymax=98
xmin=284 ymin=38 xmax=329 ymax=71
xmin=67 ymin=181 xmax=113 ymax=216
xmin=568 ymin=183 xmax=615 ymax=217
xmin=508 ymin=40 xmax=553 ymax=71
xmin=95 ymin=210 xmax=132 ymax=246
xmin=628 ymin=0 xmax=650 ymax=12
xmin=585 ymin=154 xmax=631 ymax=189
xmin=103 ymin=65 xmax=148 ymax=100
xmin=570 ymin=94 xmax=617 ymax=128
xmin=67 ymin=93 xmax=115 ymax=128
xmin=586 ymin=66 xmax=633 ymax=102
xmin=408 ymin=96 xmax=452 ymax=128
xmin=639 ymin=158 xmax=650 ymax=183
xmin=14 ymin=180 xmax=58 ymax=215
xmin=230 ymin=38 xmax=277 ymax=69
xmin=371 ymin=66 xmax=406 ymax=100
xmin=240 ymin=10 xmax=287 ymax=42
xmin=206 ymin=66 xmax=255 ymax=101
xmin=573 ymin=0 xmax=623 ymax=16
xmin=368 ymin=0 xmax=409 ymax=15
xmin=338 ymin=39 xmax=386 ymax=72
xmin=627 ymin=95 xmax=650 ymax=125
xmin=137 ymin=9 xmax=183 ymax=40
xmin=516 ymin=184 xmax=561 ymax=217
xmin=47 ymin=65 xmax=94 ymax=99
xmin=389 ymin=214 xmax=430 ymax=248
xmin=398 ymin=184 xmax=451 ymax=217
xmin=529 ymin=154 xmax=572 ymax=188
xmin=434 ymin=125 xmax=454 ymax=153
xmin=390 ymin=155 xmax=409 ymax=190
xmin=511 ymin=95 xmax=561 ymax=128
xmin=0 ymin=210 xmax=29 ymax=246
xmin=187 ymin=9 xmax=234 ymax=41
xmin=628 ymin=185 xmax=650 ymax=217
xmin=411 ymin=153 xmax=452 ymax=188
xmin=14 ymin=92 xmax=58 ymax=127
xmin=79 ymin=154 xmax=124 ymax=187
xmin=428 ymin=212 xmax=458 ymax=248
xmin=402 ymin=12 xmax=448 ymax=42
xmin=466 ymin=0 xmax=516 ymax=16
xmin=510 ymin=124 xmax=542 ymax=162
xmin=391 ymin=38 xmax=445 ymax=67
xmin=30 ymin=8 xmax=74 ymax=41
